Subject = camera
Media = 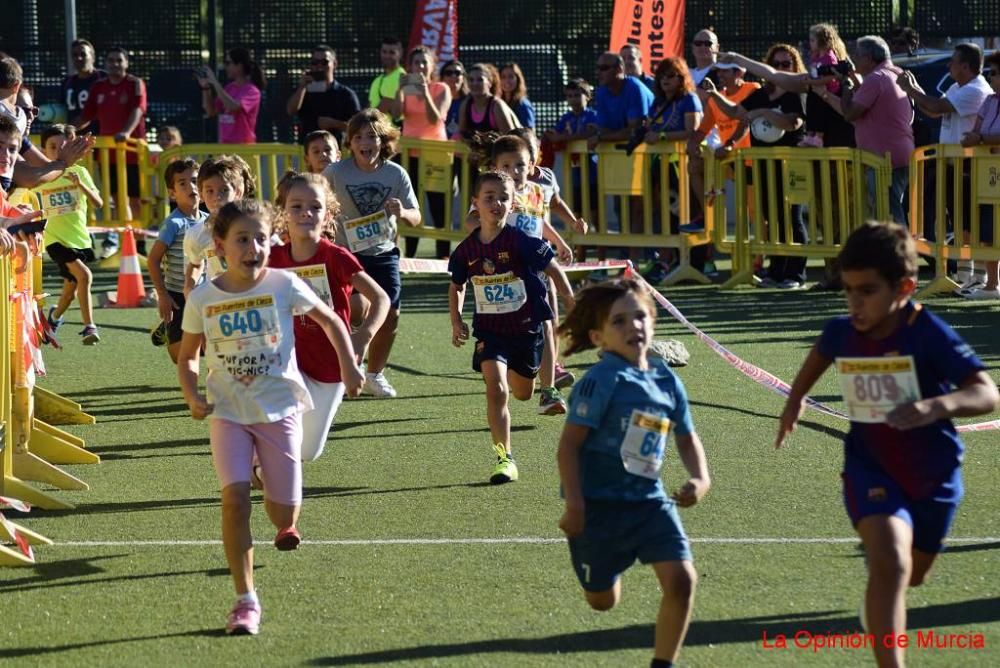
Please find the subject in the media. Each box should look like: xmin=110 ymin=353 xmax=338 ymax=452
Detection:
xmin=309 ymin=70 xmax=326 ymax=81
xmin=622 ymin=122 xmax=647 ymax=156
xmin=817 ymin=60 xmax=854 ymax=77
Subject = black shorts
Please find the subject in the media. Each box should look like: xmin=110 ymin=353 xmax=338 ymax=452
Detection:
xmin=108 ymin=162 xmax=141 ymax=198
xmin=166 ymin=289 xmax=186 ymax=344
xmin=472 ymin=329 xmax=544 ymax=380
xmin=46 ymin=243 xmax=96 ymax=282
xmin=357 ymin=247 xmax=401 ymax=309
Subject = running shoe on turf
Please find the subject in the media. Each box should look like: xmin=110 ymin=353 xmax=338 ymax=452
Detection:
xmin=150 ymin=320 xmax=168 ymax=347
xmin=554 ymin=363 xmax=575 ymax=389
xmin=274 ymin=526 xmax=301 ymax=551
xmin=362 ymin=372 xmax=397 ymax=398
xmin=962 ymin=286 xmax=1000 ymax=300
xmin=642 ymin=261 xmax=672 ymax=285
xmin=490 ymin=443 xmax=518 ymax=485
xmin=80 ymin=324 xmax=100 ymax=345
xmin=225 ymin=599 xmax=261 ymax=635
xmin=538 ymin=386 xmax=567 ymax=415
xmin=47 ymin=306 xmax=64 ymax=334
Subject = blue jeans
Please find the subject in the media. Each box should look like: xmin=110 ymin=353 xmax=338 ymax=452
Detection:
xmin=866 ymin=165 xmax=909 ymax=226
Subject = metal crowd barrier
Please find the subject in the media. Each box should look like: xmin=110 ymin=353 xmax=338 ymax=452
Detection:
xmin=706 ymin=146 xmax=892 ymax=289
xmin=559 ymin=139 xmax=712 ymax=286
xmin=909 ymin=143 xmax=1000 ymax=298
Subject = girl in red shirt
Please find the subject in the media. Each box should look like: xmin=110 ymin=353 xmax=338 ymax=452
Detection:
xmin=270 ymin=173 xmax=389 ymax=460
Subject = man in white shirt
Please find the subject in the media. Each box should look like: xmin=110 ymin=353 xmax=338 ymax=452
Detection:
xmin=898 ymin=44 xmax=991 ymax=283
xmin=898 ymin=43 xmax=991 ymax=143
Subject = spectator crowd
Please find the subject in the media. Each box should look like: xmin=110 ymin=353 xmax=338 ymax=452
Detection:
xmin=3 ymin=24 xmax=1000 ymax=296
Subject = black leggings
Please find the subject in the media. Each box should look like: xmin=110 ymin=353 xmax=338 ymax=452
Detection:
xmin=404 ymin=165 xmax=450 ymax=259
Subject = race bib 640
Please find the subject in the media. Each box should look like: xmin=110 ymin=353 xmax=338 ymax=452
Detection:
xmin=205 ymin=295 xmax=280 ymax=358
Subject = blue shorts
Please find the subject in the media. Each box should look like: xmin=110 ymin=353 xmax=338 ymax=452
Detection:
xmin=166 ymin=290 xmax=186 ymax=345
xmin=842 ymin=458 xmax=962 ymax=554
xmin=472 ymin=329 xmax=543 ymax=380
xmin=357 ymin=248 xmax=401 ymax=309
xmin=568 ymin=498 xmax=692 ymax=592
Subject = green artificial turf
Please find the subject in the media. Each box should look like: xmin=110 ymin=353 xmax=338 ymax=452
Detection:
xmin=0 ymin=265 xmax=997 ymax=667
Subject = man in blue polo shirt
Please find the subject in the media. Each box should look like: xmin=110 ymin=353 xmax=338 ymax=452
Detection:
xmin=587 ymin=52 xmax=654 ymax=262
xmin=587 ymin=52 xmax=654 ymax=150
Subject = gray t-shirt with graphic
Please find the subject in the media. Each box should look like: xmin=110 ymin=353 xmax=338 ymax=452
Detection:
xmin=323 ymin=158 xmax=419 ymax=256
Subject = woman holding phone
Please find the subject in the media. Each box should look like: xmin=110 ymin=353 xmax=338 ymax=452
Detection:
xmin=392 ymin=46 xmax=452 ymax=259
xmin=197 ymin=48 xmax=265 ymax=144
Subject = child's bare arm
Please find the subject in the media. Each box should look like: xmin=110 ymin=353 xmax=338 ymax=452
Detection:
xmin=177 ymin=332 xmax=212 ymax=419
xmin=448 ymin=282 xmax=469 ymax=346
xmin=557 ymin=422 xmax=590 ymax=537
xmin=541 ymin=221 xmax=573 ymax=263
xmin=543 ymin=260 xmax=575 ymax=312
xmin=776 ymin=343 xmax=833 ymax=448
xmin=305 ymin=303 xmax=365 ymax=395
xmin=183 ymin=261 xmax=202 ymax=298
xmin=350 ymin=271 xmax=390 ymax=355
xmin=66 ymin=171 xmax=103 ymax=208
xmin=550 ymin=193 xmax=588 ymax=234
xmin=673 ymin=432 xmax=711 ymax=507
xmin=886 ymin=370 xmax=1000 ymax=430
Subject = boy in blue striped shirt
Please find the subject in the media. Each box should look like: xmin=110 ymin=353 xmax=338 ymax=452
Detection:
xmin=148 ymin=158 xmax=207 ymax=362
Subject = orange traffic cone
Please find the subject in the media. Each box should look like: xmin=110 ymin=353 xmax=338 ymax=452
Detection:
xmin=112 ymin=227 xmax=146 ymax=308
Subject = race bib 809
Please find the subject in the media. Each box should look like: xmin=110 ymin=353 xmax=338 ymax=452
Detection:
xmin=836 ymin=356 xmax=922 ymax=423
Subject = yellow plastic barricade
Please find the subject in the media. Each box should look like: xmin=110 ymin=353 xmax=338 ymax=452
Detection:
xmin=909 ymin=144 xmax=1000 ymax=297
xmin=81 ymin=136 xmax=155 ymax=229
xmin=560 ymin=140 xmax=712 ymax=285
xmin=155 ymin=143 xmax=305 ymax=221
xmin=707 ymin=147 xmax=891 ymax=289
xmin=397 ymin=137 xmax=473 ymax=245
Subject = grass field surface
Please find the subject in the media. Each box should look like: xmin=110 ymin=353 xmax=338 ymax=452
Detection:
xmin=1 ymin=264 xmax=997 ymax=666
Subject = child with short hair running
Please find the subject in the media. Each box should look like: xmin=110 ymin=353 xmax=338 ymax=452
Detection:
xmin=557 ymin=278 xmax=710 ymax=668
xmin=178 ymin=199 xmax=364 ymax=636
xmin=183 ymin=154 xmax=256 ymax=297
xmin=449 ymin=170 xmax=575 ymax=483
xmin=323 ymin=109 xmax=421 ymax=399
xmin=270 ymin=172 xmax=389 ymax=461
xmin=466 ymin=133 xmax=575 ymax=414
xmin=35 ymin=123 xmax=103 ymax=345
xmin=777 ymin=221 xmax=999 ymax=667
xmin=511 ymin=127 xmax=589 ymax=390
xmin=148 ymin=157 xmax=206 ymax=361
xmin=303 ymin=130 xmax=339 ymax=175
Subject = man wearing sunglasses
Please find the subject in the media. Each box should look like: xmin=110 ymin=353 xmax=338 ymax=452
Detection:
xmin=286 ymin=44 xmax=361 ymax=146
xmin=690 ymin=30 xmax=720 ymax=91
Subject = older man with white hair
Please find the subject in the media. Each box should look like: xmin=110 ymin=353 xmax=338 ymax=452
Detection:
xmin=827 ymin=35 xmax=913 ymax=224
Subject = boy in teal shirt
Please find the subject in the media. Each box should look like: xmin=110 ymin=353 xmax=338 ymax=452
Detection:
xmin=35 ymin=124 xmax=103 ymax=345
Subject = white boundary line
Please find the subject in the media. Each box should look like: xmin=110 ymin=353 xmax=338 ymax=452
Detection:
xmin=45 ymin=536 xmax=1000 ymax=547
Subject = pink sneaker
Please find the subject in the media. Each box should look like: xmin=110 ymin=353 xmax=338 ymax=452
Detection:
xmin=554 ymin=363 xmax=575 ymax=389
xmin=274 ymin=526 xmax=301 ymax=551
xmin=226 ymin=599 xmax=261 ymax=635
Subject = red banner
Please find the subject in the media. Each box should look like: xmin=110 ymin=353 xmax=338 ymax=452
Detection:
xmin=609 ymin=0 xmax=685 ymax=74
xmin=408 ymin=0 xmax=458 ymax=63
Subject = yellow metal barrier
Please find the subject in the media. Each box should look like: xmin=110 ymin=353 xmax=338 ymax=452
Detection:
xmin=560 ymin=139 xmax=712 ymax=285
xmin=397 ymin=137 xmax=474 ymax=244
xmin=707 ymin=147 xmax=891 ymax=289
xmin=155 ymin=143 xmax=305 ymax=221
xmin=81 ymin=136 xmax=155 ymax=229
xmin=908 ymin=144 xmax=1000 ymax=297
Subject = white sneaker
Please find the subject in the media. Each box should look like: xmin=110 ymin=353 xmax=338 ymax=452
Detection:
xmin=362 ymin=372 xmax=397 ymax=398
xmin=962 ymin=286 xmax=1000 ymax=301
